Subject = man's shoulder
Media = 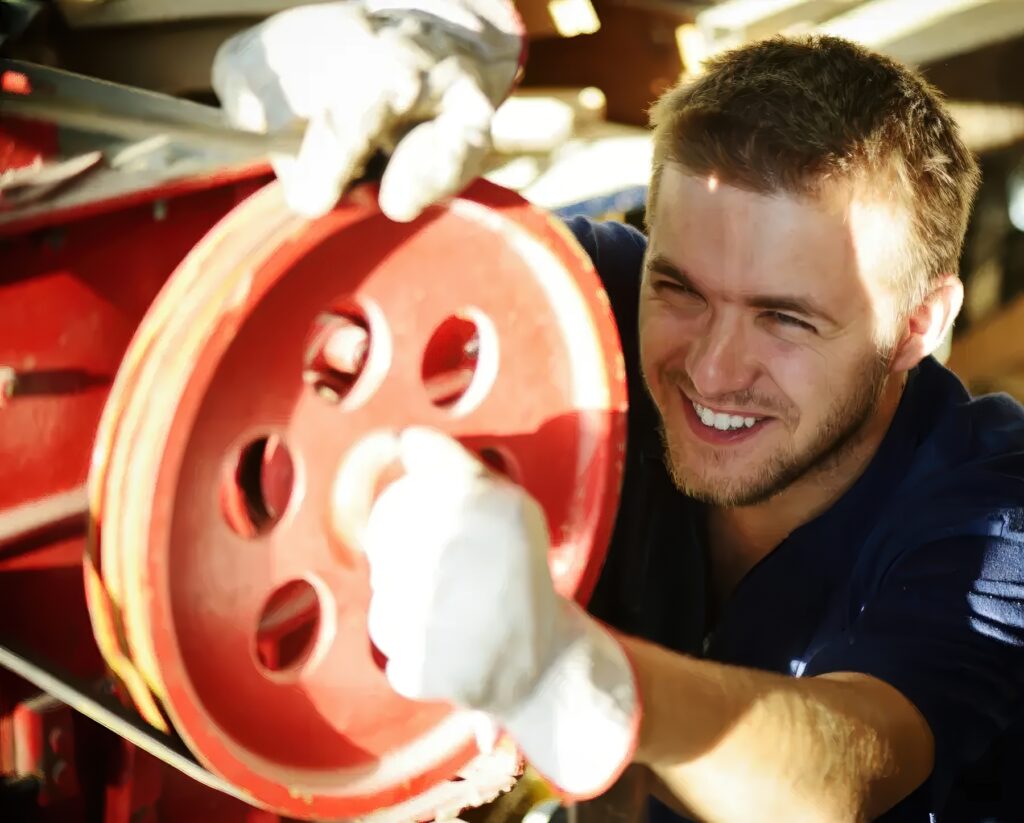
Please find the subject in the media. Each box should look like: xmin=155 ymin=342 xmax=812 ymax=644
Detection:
xmin=907 ymin=359 xmax=1024 ymax=492
xmin=876 ymin=359 xmax=1024 ymax=551
xmin=563 ymin=214 xmax=648 ymax=257
xmin=562 ymin=215 xmax=652 ymax=415
xmin=563 ymin=216 xmax=647 ymax=299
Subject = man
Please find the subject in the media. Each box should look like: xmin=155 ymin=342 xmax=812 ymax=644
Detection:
xmin=215 ymin=5 xmax=1024 ymax=821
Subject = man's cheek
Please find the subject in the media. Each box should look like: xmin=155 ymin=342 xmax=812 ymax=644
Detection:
xmin=763 ymin=352 xmax=829 ymax=413
xmin=640 ymin=314 xmax=693 ymax=368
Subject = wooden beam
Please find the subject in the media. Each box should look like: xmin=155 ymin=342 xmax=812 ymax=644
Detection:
xmin=818 ymin=0 xmax=1024 ymax=65
xmin=55 ymin=0 xmax=599 ymax=39
xmin=55 ymin=0 xmax=310 ymax=27
xmin=698 ymin=0 xmax=859 ymax=45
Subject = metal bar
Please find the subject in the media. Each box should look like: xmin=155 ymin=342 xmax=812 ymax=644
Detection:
xmin=0 ymin=487 xmax=89 ymax=550
xmin=1 ymin=57 xmax=303 ymax=158
xmin=0 ymin=640 xmax=254 ymax=804
xmin=0 ymin=95 xmax=302 ymax=156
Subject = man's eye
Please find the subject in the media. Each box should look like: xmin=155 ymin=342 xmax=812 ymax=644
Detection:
xmin=767 ymin=311 xmax=816 ymax=333
xmin=655 ymin=280 xmax=699 ymax=298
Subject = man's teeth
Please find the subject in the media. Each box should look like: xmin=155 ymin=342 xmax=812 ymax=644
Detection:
xmin=692 ymin=401 xmax=759 ymax=431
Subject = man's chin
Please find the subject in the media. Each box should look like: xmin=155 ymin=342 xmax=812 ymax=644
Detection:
xmin=661 ymin=431 xmax=791 ymax=505
xmin=669 ymin=454 xmax=786 ymax=507
xmin=680 ymin=478 xmax=765 ymax=507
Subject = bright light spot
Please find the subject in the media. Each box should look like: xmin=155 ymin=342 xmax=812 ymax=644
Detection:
xmin=707 ymin=174 xmax=719 ymax=192
xmin=578 ymin=86 xmax=606 ymax=113
xmin=548 ymin=0 xmax=600 ymax=37
xmin=1009 ymin=162 xmax=1024 ymax=232
xmin=676 ymin=23 xmax=709 ymax=77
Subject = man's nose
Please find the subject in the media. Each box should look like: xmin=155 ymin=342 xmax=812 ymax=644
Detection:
xmin=686 ymin=314 xmax=757 ymax=400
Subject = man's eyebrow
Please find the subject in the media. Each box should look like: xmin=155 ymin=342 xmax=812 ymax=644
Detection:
xmin=646 ymin=254 xmax=699 ymax=290
xmin=645 ymin=253 xmax=837 ymax=326
xmin=748 ymin=294 xmax=837 ymax=326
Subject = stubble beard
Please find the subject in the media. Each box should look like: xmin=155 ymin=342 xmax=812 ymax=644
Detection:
xmin=652 ymin=351 xmax=892 ymax=508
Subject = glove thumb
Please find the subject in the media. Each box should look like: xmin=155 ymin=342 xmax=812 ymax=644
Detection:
xmin=398 ymin=427 xmax=486 ymax=481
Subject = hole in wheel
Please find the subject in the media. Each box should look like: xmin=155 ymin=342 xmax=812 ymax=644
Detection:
xmin=255 ymin=580 xmax=321 ymax=677
xmin=304 ymin=308 xmax=370 ymax=404
xmin=370 ymin=642 xmax=388 ymax=672
xmin=221 ymin=435 xmax=294 ymax=537
xmin=479 ymin=446 xmax=519 ymax=482
xmin=422 ymin=315 xmax=481 ymax=409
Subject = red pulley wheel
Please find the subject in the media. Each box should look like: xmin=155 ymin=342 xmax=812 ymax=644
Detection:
xmin=88 ymin=179 xmax=628 ymax=820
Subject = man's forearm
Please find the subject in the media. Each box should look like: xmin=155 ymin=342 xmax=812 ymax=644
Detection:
xmin=619 ymin=636 xmax=935 ymax=823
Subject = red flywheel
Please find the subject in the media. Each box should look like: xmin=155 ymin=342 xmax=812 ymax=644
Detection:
xmin=86 ymin=178 xmax=628 ymax=820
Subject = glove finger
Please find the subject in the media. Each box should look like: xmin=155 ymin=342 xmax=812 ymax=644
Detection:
xmin=364 ymin=474 xmax=423 ymax=569
xmin=330 ymin=430 xmax=401 ymax=555
xmin=281 ymin=44 xmax=430 ymax=219
xmin=378 ymin=121 xmax=491 ymax=222
xmin=472 ymin=711 xmax=502 ymax=754
xmin=398 ymin=427 xmax=487 ymax=483
xmin=366 ymin=582 xmax=411 ymax=659
xmin=385 ymin=649 xmax=430 ymax=701
xmin=378 ymin=72 xmax=494 ymax=222
xmin=211 ymin=15 xmax=313 ymax=134
xmin=211 ymin=28 xmax=271 ymax=132
xmin=272 ymin=107 xmax=385 ymax=218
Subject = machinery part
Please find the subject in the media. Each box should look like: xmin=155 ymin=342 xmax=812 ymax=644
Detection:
xmin=0 ymin=150 xmax=104 ymax=209
xmin=524 ymin=800 xmax=576 ymax=823
xmin=11 ymin=693 xmax=79 ymax=804
xmin=0 ymin=60 xmax=274 ymax=234
xmin=0 ymin=487 xmax=88 ymax=551
xmin=459 ymin=767 xmax=575 ymax=823
xmin=0 ymin=74 xmax=302 ymax=156
xmin=0 ymin=59 xmax=300 ymax=156
xmin=87 ymin=178 xmax=627 ymax=820
xmin=0 ymin=640 xmax=251 ymax=803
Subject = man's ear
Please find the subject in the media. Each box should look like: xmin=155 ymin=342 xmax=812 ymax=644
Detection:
xmin=890 ymin=274 xmax=963 ymax=373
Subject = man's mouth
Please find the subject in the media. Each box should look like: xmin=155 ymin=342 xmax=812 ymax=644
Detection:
xmin=691 ymin=400 xmax=765 ymax=432
xmin=674 ymin=389 xmax=774 ymax=446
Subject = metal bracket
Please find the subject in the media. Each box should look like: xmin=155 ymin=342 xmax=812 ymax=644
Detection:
xmin=11 ymin=693 xmax=79 ymax=804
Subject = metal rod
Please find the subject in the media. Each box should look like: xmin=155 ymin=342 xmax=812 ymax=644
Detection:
xmin=0 ymin=486 xmax=89 ymax=549
xmin=0 ymin=640 xmax=254 ymax=804
xmin=0 ymin=94 xmax=303 ymax=156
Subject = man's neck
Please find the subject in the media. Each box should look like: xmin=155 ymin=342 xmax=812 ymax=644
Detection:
xmin=706 ymin=374 xmax=908 ymax=605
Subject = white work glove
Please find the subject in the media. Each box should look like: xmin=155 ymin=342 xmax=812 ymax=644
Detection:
xmin=211 ymin=0 xmax=522 ymax=220
xmin=361 ymin=427 xmax=640 ymax=800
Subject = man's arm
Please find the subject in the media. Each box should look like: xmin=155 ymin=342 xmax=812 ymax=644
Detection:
xmin=357 ymin=433 xmax=1024 ymax=818
xmin=623 ymin=637 xmax=934 ymax=823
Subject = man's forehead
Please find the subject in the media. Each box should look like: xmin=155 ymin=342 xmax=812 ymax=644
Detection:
xmin=650 ymin=170 xmax=852 ymax=267
xmin=651 ymin=166 xmax=910 ymax=291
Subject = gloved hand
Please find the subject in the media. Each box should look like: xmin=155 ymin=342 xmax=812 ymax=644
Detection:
xmin=212 ymin=0 xmax=522 ymax=220
xmin=361 ymin=427 xmax=639 ymax=800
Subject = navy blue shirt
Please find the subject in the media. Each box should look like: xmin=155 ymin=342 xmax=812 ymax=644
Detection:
xmin=568 ymin=216 xmax=1024 ymax=822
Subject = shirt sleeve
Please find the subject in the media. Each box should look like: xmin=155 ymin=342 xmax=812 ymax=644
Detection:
xmin=802 ymin=529 xmax=1024 ymax=808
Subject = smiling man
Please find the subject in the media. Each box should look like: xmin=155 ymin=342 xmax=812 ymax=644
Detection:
xmin=641 ymin=172 xmax=899 ymax=511
xmin=215 ymin=11 xmax=1024 ymax=822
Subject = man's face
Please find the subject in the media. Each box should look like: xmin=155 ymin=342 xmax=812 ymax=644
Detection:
xmin=641 ymin=166 xmax=907 ymax=507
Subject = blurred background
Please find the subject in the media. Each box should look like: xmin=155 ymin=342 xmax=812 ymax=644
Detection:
xmin=6 ymin=0 xmax=1024 ymax=397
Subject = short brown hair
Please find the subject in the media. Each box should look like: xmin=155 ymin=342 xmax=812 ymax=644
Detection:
xmin=648 ymin=35 xmax=980 ymax=308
